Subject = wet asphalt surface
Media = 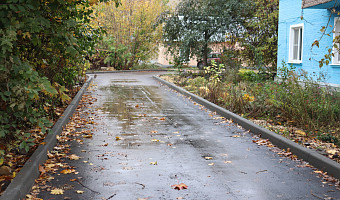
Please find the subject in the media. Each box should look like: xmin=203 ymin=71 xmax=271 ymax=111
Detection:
xmin=34 ymin=72 xmax=340 ymax=200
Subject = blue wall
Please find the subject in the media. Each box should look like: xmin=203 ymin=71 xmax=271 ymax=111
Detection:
xmin=277 ymin=0 xmax=340 ymax=85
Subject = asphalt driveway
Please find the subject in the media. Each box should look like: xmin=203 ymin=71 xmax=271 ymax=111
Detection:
xmin=30 ymin=71 xmax=340 ymax=200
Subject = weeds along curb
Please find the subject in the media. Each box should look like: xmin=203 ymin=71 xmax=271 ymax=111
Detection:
xmin=153 ymin=76 xmax=340 ymax=180
xmin=0 ymin=77 xmax=93 ymax=200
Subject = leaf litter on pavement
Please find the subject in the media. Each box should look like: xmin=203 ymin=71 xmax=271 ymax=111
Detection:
xmin=26 ymin=85 xmax=100 ymax=199
xmin=160 ymin=82 xmax=340 ymax=191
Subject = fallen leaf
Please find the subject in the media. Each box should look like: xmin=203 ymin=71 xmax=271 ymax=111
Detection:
xmin=68 ymin=154 xmax=80 ymax=160
xmin=83 ymin=134 xmax=93 ymax=138
xmin=150 ymin=161 xmax=157 ymax=165
xmin=204 ymin=157 xmax=213 ymax=160
xmin=171 ymin=183 xmax=188 ymax=190
xmin=50 ymin=188 xmax=64 ymax=195
xmin=232 ymin=135 xmax=240 ymax=138
xmin=151 ymin=139 xmax=160 ymax=142
xmin=47 ymin=151 xmax=54 ymax=158
xmin=208 ymin=163 xmax=214 ymax=166
xmin=76 ymin=190 xmax=84 ymax=194
xmin=60 ymin=169 xmax=76 ymax=174
xmin=39 ymin=165 xmax=45 ymax=175
xmin=295 ymin=130 xmax=306 ymax=136
xmin=116 ymin=136 xmax=122 ymax=141
xmin=135 ymin=104 xmax=140 ymax=108
xmin=177 ymin=197 xmax=184 ymax=200
xmin=224 ymin=161 xmax=232 ymax=164
xmin=326 ymin=149 xmax=338 ymax=155
xmin=159 ymin=117 xmax=166 ymax=121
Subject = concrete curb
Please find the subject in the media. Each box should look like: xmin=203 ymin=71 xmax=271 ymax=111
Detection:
xmin=0 ymin=77 xmax=93 ymax=200
xmin=153 ymin=76 xmax=340 ymax=180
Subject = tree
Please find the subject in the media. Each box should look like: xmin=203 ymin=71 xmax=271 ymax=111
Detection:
xmin=0 ymin=0 xmax=118 ymax=151
xmin=238 ymin=0 xmax=279 ymax=70
xmin=92 ymin=0 xmax=167 ymax=70
xmin=161 ymin=0 xmax=251 ymax=67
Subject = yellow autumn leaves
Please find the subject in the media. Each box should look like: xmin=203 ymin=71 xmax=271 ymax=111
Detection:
xmin=90 ymin=0 xmax=168 ymax=66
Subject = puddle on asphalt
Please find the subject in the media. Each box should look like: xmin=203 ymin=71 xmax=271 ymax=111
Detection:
xmin=98 ymin=84 xmax=165 ymax=149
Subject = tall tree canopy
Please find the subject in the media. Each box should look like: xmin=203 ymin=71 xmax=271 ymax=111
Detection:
xmin=92 ymin=0 xmax=167 ymax=70
xmin=162 ymin=0 xmax=251 ymax=66
xmin=239 ymin=0 xmax=279 ymax=70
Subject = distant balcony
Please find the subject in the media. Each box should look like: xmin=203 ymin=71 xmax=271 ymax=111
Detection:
xmin=302 ymin=0 xmax=340 ymax=9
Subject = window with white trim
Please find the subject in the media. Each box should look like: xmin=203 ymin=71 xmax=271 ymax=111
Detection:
xmin=333 ymin=17 xmax=340 ymax=65
xmin=289 ymin=24 xmax=303 ymax=63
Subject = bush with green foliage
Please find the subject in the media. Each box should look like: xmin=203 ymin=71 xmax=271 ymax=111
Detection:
xmin=0 ymin=0 xmax=119 ymax=153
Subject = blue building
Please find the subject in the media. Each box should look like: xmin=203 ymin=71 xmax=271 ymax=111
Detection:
xmin=277 ymin=0 xmax=340 ymax=85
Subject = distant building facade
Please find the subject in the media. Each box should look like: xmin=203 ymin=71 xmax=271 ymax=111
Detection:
xmin=278 ymin=0 xmax=340 ymax=85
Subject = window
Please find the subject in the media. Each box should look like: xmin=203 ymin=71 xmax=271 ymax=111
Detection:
xmin=333 ymin=17 xmax=340 ymax=65
xmin=289 ymin=24 xmax=304 ymax=63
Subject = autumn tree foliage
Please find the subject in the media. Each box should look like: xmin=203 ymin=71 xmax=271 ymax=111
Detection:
xmin=92 ymin=0 xmax=167 ymax=70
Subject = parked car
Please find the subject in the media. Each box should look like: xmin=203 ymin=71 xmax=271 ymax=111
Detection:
xmin=197 ymin=52 xmax=222 ymax=70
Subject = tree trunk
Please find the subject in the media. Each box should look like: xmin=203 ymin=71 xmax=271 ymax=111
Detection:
xmin=203 ymin=31 xmax=210 ymax=67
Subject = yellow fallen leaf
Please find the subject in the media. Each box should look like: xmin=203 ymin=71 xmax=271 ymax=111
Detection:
xmin=295 ymin=130 xmax=306 ymax=136
xmin=208 ymin=163 xmax=214 ymax=166
xmin=232 ymin=135 xmax=240 ymax=138
xmin=151 ymin=139 xmax=160 ymax=142
xmin=50 ymin=188 xmax=64 ymax=195
xmin=76 ymin=190 xmax=84 ymax=194
xmin=204 ymin=157 xmax=213 ymax=160
xmin=150 ymin=161 xmax=158 ymax=165
xmin=60 ymin=169 xmax=76 ymax=174
xmin=326 ymin=149 xmax=337 ymax=155
xmin=68 ymin=154 xmax=80 ymax=160
xmin=116 ymin=136 xmax=121 ymax=141
xmin=83 ymin=134 xmax=93 ymax=138
xmin=224 ymin=161 xmax=232 ymax=164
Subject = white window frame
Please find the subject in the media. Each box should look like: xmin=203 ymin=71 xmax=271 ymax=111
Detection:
xmin=289 ymin=24 xmax=304 ymax=64
xmin=332 ymin=17 xmax=340 ymax=65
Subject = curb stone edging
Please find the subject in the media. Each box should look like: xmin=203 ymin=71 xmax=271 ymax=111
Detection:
xmin=0 ymin=77 xmax=93 ymax=200
xmin=153 ymin=75 xmax=340 ymax=180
